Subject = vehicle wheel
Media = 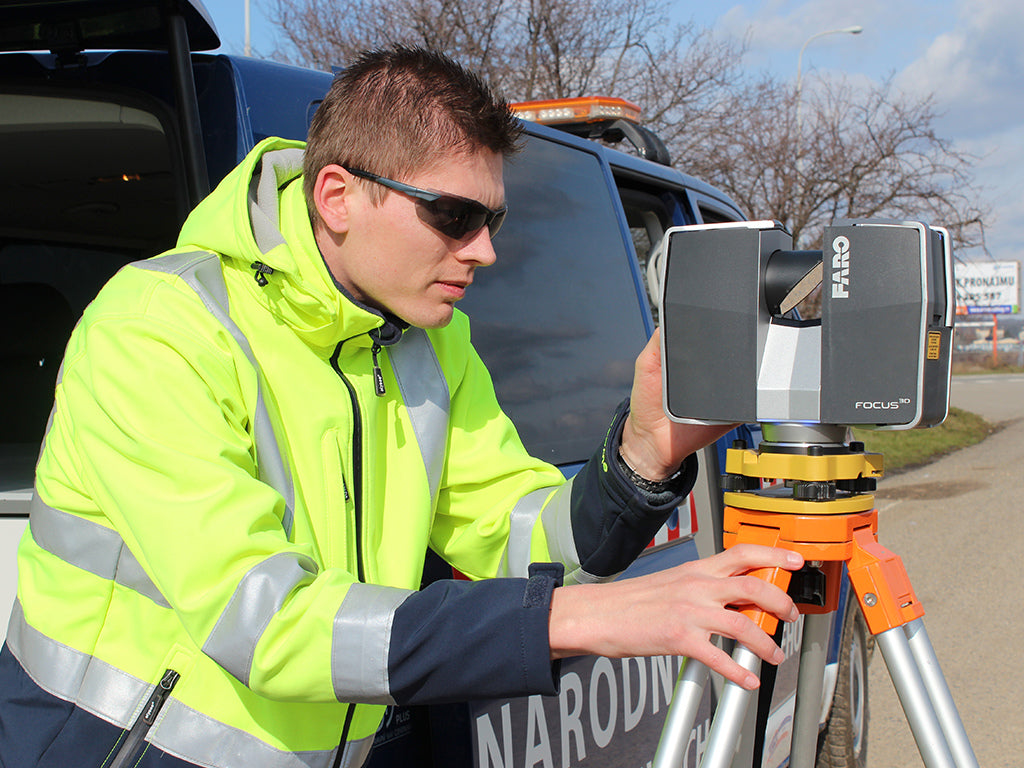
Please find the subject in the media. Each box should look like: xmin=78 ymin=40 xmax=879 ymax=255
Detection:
xmin=817 ymin=597 xmax=871 ymax=768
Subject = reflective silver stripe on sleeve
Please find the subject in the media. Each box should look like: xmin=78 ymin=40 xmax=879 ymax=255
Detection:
xmin=135 ymin=251 xmax=297 ymax=538
xmin=497 ymin=481 xmax=579 ymax=579
xmin=331 ymin=582 xmax=413 ymax=705
xmin=7 ymin=602 xmax=347 ymax=768
xmin=563 ymin=566 xmax=608 ymax=586
xmin=534 ymin=482 xmax=616 ymax=585
xmin=539 ymin=481 xmax=578 ymax=571
xmin=388 ymin=326 xmax=450 ymax=504
xmin=202 ymin=552 xmax=319 ymax=686
xmin=496 ymin=487 xmax=550 ymax=578
xmin=29 ymin=496 xmax=170 ymax=608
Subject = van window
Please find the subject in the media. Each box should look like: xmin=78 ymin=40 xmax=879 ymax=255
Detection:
xmin=459 ymin=136 xmax=650 ymax=465
xmin=616 ymin=186 xmax=692 ymax=323
xmin=0 ymin=91 xmax=178 ymax=486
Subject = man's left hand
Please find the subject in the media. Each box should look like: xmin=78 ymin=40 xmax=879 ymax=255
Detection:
xmin=619 ymin=329 xmax=735 ymax=481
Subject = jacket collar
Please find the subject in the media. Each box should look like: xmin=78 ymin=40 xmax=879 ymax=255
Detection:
xmin=181 ymin=138 xmax=399 ymax=351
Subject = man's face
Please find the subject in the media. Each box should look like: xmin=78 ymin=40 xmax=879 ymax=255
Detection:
xmin=317 ymin=149 xmax=504 ymax=329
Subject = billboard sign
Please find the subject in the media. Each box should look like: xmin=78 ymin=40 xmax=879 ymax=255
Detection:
xmin=955 ymin=261 xmax=1020 ymax=315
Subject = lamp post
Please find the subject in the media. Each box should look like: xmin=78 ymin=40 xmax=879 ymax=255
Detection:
xmin=794 ymin=25 xmax=863 ymax=171
xmin=244 ymin=0 xmax=251 ymax=57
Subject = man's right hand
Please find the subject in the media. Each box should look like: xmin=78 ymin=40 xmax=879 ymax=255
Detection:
xmin=547 ymin=544 xmax=804 ymax=690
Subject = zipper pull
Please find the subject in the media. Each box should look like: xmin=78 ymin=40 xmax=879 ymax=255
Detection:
xmin=371 ymin=343 xmax=386 ymax=396
xmin=107 ymin=669 xmax=181 ymax=768
xmin=142 ymin=669 xmax=180 ymax=725
xmin=251 ymin=261 xmax=274 ymax=287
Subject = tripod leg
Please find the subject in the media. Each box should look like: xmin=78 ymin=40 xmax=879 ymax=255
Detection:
xmin=653 ymin=657 xmax=710 ymax=768
xmin=698 ymin=646 xmax=761 ymax=768
xmin=849 ymin=527 xmax=977 ymax=767
xmin=904 ymin=618 xmax=979 ymax=767
xmin=876 ymin=626 xmax=957 ymax=768
xmin=789 ymin=612 xmax=831 ymax=768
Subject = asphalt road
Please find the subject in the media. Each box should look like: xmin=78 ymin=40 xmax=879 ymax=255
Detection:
xmin=866 ymin=373 xmax=1024 ymax=767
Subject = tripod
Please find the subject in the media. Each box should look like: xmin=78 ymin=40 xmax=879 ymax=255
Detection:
xmin=652 ymin=424 xmax=978 ymax=768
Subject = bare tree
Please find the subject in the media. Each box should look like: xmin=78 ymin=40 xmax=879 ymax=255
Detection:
xmin=267 ymin=0 xmax=507 ymax=74
xmin=676 ymin=72 xmax=988 ymax=254
xmin=266 ymin=0 xmax=745 ymax=112
xmin=265 ymin=0 xmax=987 ymax=264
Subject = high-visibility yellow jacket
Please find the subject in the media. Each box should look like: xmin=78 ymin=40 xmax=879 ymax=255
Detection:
xmin=4 ymin=138 xmax=695 ymax=768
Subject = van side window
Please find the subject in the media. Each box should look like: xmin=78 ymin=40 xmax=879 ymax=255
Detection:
xmin=460 ymin=136 xmax=650 ymax=466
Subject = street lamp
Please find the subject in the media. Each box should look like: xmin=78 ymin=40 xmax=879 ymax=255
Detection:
xmin=794 ymin=25 xmax=863 ymax=168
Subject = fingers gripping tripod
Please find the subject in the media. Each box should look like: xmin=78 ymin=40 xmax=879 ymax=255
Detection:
xmin=653 ymin=424 xmax=979 ymax=768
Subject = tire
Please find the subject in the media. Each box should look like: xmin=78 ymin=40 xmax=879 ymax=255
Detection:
xmin=817 ymin=596 xmax=872 ymax=768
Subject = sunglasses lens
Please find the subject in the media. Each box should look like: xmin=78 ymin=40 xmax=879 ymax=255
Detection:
xmin=487 ymin=208 xmax=506 ymax=238
xmin=420 ymin=197 xmax=506 ymax=241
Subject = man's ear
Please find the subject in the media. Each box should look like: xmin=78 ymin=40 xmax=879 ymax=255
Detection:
xmin=313 ymin=164 xmax=353 ymax=234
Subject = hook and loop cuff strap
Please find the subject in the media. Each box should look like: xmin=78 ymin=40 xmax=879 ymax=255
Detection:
xmin=524 ymin=562 xmax=564 ymax=608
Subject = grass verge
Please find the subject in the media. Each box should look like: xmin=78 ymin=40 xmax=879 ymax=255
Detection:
xmin=851 ymin=407 xmax=995 ymax=472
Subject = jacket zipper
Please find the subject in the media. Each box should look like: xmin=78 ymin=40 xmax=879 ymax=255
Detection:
xmin=368 ymin=320 xmax=404 ymax=398
xmin=329 ymin=342 xmax=366 ymax=583
xmin=329 ymin=328 xmax=401 ymax=762
xmin=331 ymin=703 xmax=358 ymax=768
xmin=329 ymin=341 xmax=367 ymax=768
xmin=106 ymin=669 xmax=180 ymax=768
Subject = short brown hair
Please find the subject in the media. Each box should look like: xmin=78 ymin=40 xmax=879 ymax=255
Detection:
xmin=303 ymin=45 xmax=522 ymax=221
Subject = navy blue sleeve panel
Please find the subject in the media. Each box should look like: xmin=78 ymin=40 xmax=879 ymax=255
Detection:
xmin=387 ymin=564 xmax=563 ymax=706
xmin=569 ymin=399 xmax=699 ymax=579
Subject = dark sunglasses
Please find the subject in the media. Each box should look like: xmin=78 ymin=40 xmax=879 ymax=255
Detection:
xmin=345 ymin=167 xmax=507 ymax=241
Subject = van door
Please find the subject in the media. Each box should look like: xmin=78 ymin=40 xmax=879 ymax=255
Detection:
xmin=0 ymin=0 xmax=221 ymax=638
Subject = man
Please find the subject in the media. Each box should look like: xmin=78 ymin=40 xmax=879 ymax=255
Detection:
xmin=0 ymin=46 xmax=801 ymax=768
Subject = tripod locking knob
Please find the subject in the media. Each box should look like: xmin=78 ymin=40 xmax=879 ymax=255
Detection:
xmin=721 ymin=473 xmax=761 ymax=491
xmin=792 ymin=480 xmax=836 ymax=501
xmin=836 ymin=476 xmax=877 ymax=493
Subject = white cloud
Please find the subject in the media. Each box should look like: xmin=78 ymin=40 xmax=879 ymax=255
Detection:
xmin=897 ymin=0 xmax=1024 ymax=136
xmin=707 ymin=0 xmax=1023 ymax=265
xmin=893 ymin=0 xmax=1024 ymax=267
xmin=713 ymin=0 xmax=939 ymax=76
xmin=962 ymin=127 xmax=1024 ymax=262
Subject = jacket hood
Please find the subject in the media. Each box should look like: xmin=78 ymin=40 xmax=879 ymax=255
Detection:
xmin=175 ymin=137 xmax=387 ymax=350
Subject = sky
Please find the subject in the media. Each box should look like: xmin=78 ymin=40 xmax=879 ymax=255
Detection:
xmin=198 ymin=0 xmax=1022 ymax=302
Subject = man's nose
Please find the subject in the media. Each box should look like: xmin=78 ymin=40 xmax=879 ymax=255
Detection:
xmin=458 ymin=227 xmax=498 ymax=267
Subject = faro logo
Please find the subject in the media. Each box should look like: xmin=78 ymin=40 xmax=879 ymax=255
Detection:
xmin=831 ymin=235 xmax=850 ymax=298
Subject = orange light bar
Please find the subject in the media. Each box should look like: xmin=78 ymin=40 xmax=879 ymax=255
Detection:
xmin=510 ymin=96 xmax=642 ymax=125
